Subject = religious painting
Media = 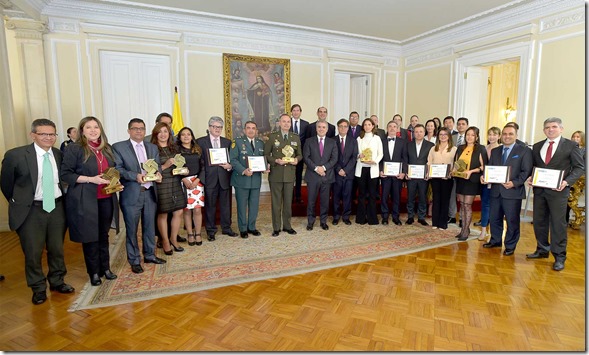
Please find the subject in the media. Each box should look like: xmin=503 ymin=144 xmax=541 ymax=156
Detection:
xmin=223 ymin=53 xmax=290 ymax=140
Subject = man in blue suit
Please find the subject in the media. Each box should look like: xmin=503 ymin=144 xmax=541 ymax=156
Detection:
xmin=332 ymin=118 xmax=358 ymax=225
xmin=304 ymin=121 xmax=338 ymax=231
xmin=380 ymin=120 xmax=408 ymax=226
xmin=113 ymin=118 xmax=166 ymax=274
xmin=230 ymin=121 xmax=266 ymax=238
xmin=482 ymin=125 xmax=533 ymax=256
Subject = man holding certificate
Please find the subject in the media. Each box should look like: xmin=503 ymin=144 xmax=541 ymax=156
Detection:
xmin=481 ymin=125 xmax=533 ymax=256
xmin=379 ymin=120 xmax=407 ymax=226
xmin=525 ymin=117 xmax=584 ymax=271
xmin=405 ymin=124 xmax=434 ymax=226
xmin=230 ymin=121 xmax=266 ymax=238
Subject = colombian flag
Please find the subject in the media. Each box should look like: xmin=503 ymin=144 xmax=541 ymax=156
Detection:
xmin=172 ymin=86 xmax=185 ymax=133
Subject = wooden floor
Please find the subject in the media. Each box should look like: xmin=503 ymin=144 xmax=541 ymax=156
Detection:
xmin=0 ymin=193 xmax=585 ymax=351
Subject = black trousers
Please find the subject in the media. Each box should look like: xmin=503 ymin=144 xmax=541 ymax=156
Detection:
xmin=294 ymin=160 xmax=304 ymax=200
xmin=356 ymin=167 xmax=379 ymax=225
xmin=430 ymin=178 xmax=453 ymax=229
xmin=82 ymin=197 xmax=114 ymax=275
xmin=380 ymin=176 xmax=402 ymax=220
xmin=533 ymin=189 xmax=569 ymax=260
xmin=489 ymin=195 xmax=522 ymax=250
xmin=204 ymin=184 xmax=232 ymax=235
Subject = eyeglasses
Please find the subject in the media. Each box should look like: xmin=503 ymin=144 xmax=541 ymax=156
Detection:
xmin=209 ymin=125 xmax=223 ymax=129
xmin=438 ymin=133 xmax=449 ymax=136
xmin=34 ymin=133 xmax=58 ymax=138
xmin=129 ymin=127 xmax=146 ymax=131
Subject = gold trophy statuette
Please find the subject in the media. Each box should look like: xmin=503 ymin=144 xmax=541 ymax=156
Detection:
xmin=172 ymin=154 xmax=189 ymax=175
xmin=142 ymin=159 xmax=159 ymax=182
xmin=281 ymin=145 xmax=296 ymax=163
xmin=360 ymin=148 xmax=373 ymax=162
xmin=101 ymin=167 xmax=124 ymax=194
xmin=451 ymin=160 xmax=468 ymax=179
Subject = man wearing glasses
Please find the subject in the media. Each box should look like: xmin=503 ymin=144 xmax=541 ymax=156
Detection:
xmin=1 ymin=118 xmax=75 ymax=305
xmin=196 ymin=116 xmax=238 ymax=241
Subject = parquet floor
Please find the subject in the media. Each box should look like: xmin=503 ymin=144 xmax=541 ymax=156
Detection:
xmin=0 ymin=193 xmax=585 ymax=351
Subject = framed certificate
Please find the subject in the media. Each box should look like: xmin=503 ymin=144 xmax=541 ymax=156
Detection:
xmin=428 ymin=164 xmax=451 ymax=178
xmin=208 ymin=148 xmax=229 ymax=166
xmin=407 ymin=164 xmax=426 ymax=179
xmin=247 ymin=156 xmax=267 ymax=172
xmin=531 ymin=167 xmax=565 ymax=189
xmin=484 ymin=165 xmax=511 ymax=184
xmin=383 ymin=162 xmax=402 ymax=176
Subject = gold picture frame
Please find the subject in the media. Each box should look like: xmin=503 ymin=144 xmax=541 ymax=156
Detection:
xmin=223 ymin=53 xmax=290 ymax=140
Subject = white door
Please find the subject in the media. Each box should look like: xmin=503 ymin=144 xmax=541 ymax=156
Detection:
xmin=333 ymin=71 xmax=370 ymax=122
xmin=463 ymin=66 xmax=489 ymax=142
xmin=350 ymin=74 xmax=369 ymax=118
xmin=100 ymin=51 xmax=172 ymax=143
xmin=333 ymin=72 xmax=351 ymax=122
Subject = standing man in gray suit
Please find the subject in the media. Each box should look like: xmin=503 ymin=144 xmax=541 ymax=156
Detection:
xmin=303 ymin=120 xmax=338 ymax=231
xmin=113 ymin=118 xmax=166 ymax=274
xmin=1 ymin=118 xmax=75 ymax=305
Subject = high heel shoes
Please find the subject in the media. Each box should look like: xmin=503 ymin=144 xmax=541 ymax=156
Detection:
xmin=187 ymin=233 xmax=196 ymax=246
xmin=195 ymin=233 xmax=202 ymax=246
xmin=170 ymin=241 xmax=184 ymax=252
xmin=164 ymin=248 xmax=173 ymax=255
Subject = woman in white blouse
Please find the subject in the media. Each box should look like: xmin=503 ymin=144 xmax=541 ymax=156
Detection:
xmin=355 ymin=118 xmax=383 ymax=225
xmin=424 ymin=119 xmax=437 ymax=144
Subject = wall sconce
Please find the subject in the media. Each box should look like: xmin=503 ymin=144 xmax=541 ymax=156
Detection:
xmin=504 ymin=97 xmax=516 ymax=121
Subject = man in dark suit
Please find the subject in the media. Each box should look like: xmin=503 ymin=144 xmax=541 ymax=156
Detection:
xmin=448 ymin=116 xmax=468 ymax=225
xmin=370 ymin=115 xmax=387 ymax=140
xmin=303 ymin=121 xmax=338 ymax=231
xmin=443 ymin=116 xmax=458 ymax=135
xmin=482 ymin=125 xmax=533 ymax=255
xmin=333 ymin=118 xmax=358 ymax=225
xmin=113 ymin=118 xmax=166 ymax=274
xmin=347 ymin=111 xmax=361 ymax=140
xmin=380 ymin=120 xmax=408 ymax=225
xmin=393 ymin=114 xmax=412 ymax=141
xmin=196 ymin=116 xmax=237 ymax=240
xmin=504 ymin=122 xmax=528 ymax=147
xmin=306 ymin=106 xmax=336 ymax=139
xmin=405 ymin=124 xmax=434 ymax=225
xmin=265 ymin=113 xmax=302 ymax=237
xmin=289 ymin=104 xmax=309 ymax=204
xmin=452 ymin=117 xmax=469 ymax=146
xmin=526 ymin=117 xmax=584 ymax=271
xmin=1 ymin=118 xmax=75 ymax=305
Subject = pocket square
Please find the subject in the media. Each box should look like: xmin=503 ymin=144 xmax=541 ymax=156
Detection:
xmin=511 ymin=155 xmax=519 ymax=159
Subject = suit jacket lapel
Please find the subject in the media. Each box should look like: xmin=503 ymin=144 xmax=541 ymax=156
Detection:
xmin=26 ymin=144 xmax=38 ymax=188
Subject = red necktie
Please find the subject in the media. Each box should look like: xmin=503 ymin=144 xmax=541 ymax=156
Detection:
xmin=545 ymin=141 xmax=554 ymax=165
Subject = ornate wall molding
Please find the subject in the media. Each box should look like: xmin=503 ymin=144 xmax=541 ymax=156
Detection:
xmin=48 ymin=17 xmax=79 ymax=34
xmin=540 ymin=8 xmax=585 ymax=33
xmin=405 ymin=48 xmax=453 ymax=67
xmin=5 ymin=17 xmax=47 ymax=39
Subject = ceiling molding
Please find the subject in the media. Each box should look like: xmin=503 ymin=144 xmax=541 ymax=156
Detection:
xmin=405 ymin=48 xmax=454 ymax=67
xmin=539 ymin=7 xmax=585 ymax=33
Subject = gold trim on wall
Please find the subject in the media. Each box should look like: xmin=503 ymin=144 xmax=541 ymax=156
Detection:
xmin=223 ymin=53 xmax=290 ymax=140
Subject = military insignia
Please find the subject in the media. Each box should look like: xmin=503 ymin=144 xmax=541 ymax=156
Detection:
xmin=274 ymin=139 xmax=280 ymax=147
xmin=231 ymin=141 xmax=236 ymax=149
xmin=291 ymin=141 xmax=298 ymax=146
xmin=241 ymin=143 xmax=246 ymax=151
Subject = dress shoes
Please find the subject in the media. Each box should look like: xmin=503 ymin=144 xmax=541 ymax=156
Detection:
xmin=170 ymin=243 xmax=184 ymax=252
xmin=503 ymin=249 xmax=515 ymax=256
xmin=144 ymin=257 xmax=167 ymax=264
xmin=483 ymin=242 xmax=502 ymax=249
xmin=248 ymin=229 xmax=261 ymax=236
xmin=306 ymin=224 xmax=313 ymax=231
xmin=473 ymin=220 xmax=482 ymax=227
xmin=418 ymin=219 xmax=429 ymax=226
xmin=271 ymin=230 xmax=280 ymax=237
xmin=356 ymin=221 xmax=367 ymax=225
xmin=207 ymin=234 xmax=216 ymax=241
xmin=90 ymin=274 xmax=102 ymax=286
xmin=406 ymin=218 xmax=414 ymax=225
xmin=392 ymin=218 xmax=402 ymax=226
xmin=223 ymin=230 xmax=238 ymax=237
xmin=131 ymin=264 xmax=144 ymax=274
xmin=320 ymin=223 xmax=329 ymax=231
xmin=332 ymin=219 xmax=339 ymax=225
xmin=32 ymin=291 xmax=47 ymax=305
xmin=240 ymin=231 xmax=249 ymax=238
xmin=282 ymin=228 xmax=297 ymax=235
xmin=49 ymin=283 xmax=75 ymax=294
xmin=343 ymin=219 xmax=352 ymax=225
xmin=103 ymin=270 xmax=118 ymax=280
xmin=552 ymin=260 xmax=565 ymax=271
xmin=526 ymin=251 xmax=549 ymax=259
xmin=447 ymin=217 xmax=457 ymax=224
xmin=457 ymin=235 xmax=469 ymax=241
xmin=176 ymin=235 xmax=187 ymax=243
xmin=381 ymin=219 xmax=388 ymax=225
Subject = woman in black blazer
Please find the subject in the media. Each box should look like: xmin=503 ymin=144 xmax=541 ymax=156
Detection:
xmin=61 ymin=116 xmax=119 ymax=286
xmin=453 ymin=126 xmax=488 ymax=241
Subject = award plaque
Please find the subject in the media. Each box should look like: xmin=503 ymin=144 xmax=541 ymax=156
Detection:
xmin=247 ymin=156 xmax=267 ymax=172
xmin=451 ymin=160 xmax=468 ymax=179
xmin=281 ymin=145 xmax=296 ymax=163
xmin=172 ymin=154 xmax=189 ymax=175
xmin=531 ymin=167 xmax=565 ymax=189
xmin=407 ymin=164 xmax=426 ymax=179
xmin=142 ymin=159 xmax=159 ymax=182
xmin=428 ymin=164 xmax=451 ymax=179
xmin=208 ymin=148 xmax=229 ymax=166
xmin=101 ymin=167 xmax=124 ymax=194
xmin=383 ymin=162 xmax=402 ymax=176
xmin=484 ymin=165 xmax=511 ymax=184
xmin=360 ymin=148 xmax=373 ymax=162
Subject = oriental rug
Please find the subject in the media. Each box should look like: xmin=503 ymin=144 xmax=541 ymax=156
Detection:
xmin=69 ymin=214 xmax=465 ymax=311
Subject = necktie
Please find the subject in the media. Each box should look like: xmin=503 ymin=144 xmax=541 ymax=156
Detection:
xmin=135 ymin=143 xmax=151 ymax=188
xmin=284 ymin=134 xmax=287 ymax=141
xmin=319 ymin=137 xmax=324 ymax=157
xmin=457 ymin=135 xmax=463 ymax=146
xmin=42 ymin=152 xmax=55 ymax=213
xmin=250 ymin=139 xmax=255 ymax=151
xmin=352 ymin=127 xmax=356 ymax=136
xmin=340 ymin=137 xmax=345 ymax=154
xmin=545 ymin=141 xmax=554 ymax=165
xmin=294 ymin=121 xmax=298 ymax=134
xmin=502 ymin=147 xmax=509 ymax=164
xmin=388 ymin=138 xmax=395 ymax=142
xmin=214 ymin=138 xmax=219 ymax=149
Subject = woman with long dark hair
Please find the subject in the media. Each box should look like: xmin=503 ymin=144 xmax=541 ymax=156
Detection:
xmin=354 ymin=118 xmax=383 ymax=225
xmin=476 ymin=126 xmax=501 ymax=241
xmin=427 ymin=128 xmax=456 ymax=230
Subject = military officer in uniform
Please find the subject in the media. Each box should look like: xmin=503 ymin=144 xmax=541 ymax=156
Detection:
xmin=264 ymin=113 xmax=302 ymax=237
xmin=230 ymin=121 xmax=267 ymax=238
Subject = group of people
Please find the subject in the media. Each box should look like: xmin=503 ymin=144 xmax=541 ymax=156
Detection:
xmin=1 ymin=106 xmax=584 ymax=305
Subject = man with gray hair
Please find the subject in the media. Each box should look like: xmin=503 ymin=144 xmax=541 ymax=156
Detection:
xmin=196 ymin=116 xmax=238 ymax=240
xmin=525 ymin=117 xmax=584 ymax=271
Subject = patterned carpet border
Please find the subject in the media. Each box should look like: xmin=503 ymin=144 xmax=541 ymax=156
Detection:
xmin=69 ymin=216 xmax=464 ymax=311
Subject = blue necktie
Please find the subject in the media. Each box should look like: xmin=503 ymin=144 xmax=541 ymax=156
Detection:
xmin=502 ymin=147 xmax=509 ymax=164
xmin=294 ymin=121 xmax=298 ymax=134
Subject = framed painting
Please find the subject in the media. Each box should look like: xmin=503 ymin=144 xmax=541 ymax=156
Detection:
xmin=223 ymin=53 xmax=290 ymax=140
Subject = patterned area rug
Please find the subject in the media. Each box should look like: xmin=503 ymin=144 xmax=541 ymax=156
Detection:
xmin=69 ymin=214 xmax=463 ymax=311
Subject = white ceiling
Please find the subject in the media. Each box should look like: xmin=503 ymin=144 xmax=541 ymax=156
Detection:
xmin=91 ymin=0 xmax=522 ymax=42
